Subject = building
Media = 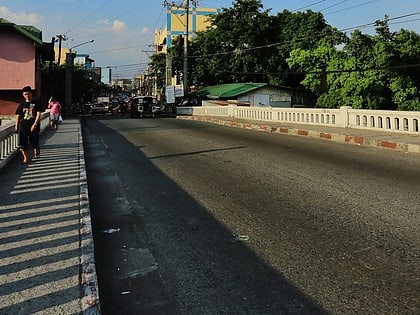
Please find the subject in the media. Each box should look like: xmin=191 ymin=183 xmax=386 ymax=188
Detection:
xmin=196 ymin=83 xmax=314 ymax=108
xmin=74 ymin=54 xmax=95 ymax=70
xmin=155 ymin=5 xmax=219 ymax=53
xmin=0 ymin=18 xmax=54 ymax=115
xmin=155 ymin=5 xmax=219 ymax=93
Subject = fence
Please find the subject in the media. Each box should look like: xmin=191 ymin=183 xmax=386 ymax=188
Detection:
xmin=0 ymin=112 xmax=50 ymax=171
xmin=176 ymin=105 xmax=420 ymax=134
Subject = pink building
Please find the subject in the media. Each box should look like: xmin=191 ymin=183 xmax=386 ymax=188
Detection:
xmin=0 ymin=18 xmax=53 ymax=115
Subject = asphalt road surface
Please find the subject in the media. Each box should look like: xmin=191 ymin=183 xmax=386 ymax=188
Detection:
xmin=81 ymin=115 xmax=419 ymax=315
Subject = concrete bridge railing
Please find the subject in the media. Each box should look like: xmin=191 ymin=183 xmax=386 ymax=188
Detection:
xmin=176 ymin=105 xmax=420 ymax=134
xmin=0 ymin=112 xmax=50 ymax=171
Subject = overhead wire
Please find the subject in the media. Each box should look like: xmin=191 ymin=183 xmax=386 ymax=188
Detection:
xmin=324 ymin=0 xmax=378 ymax=15
xmin=318 ymin=0 xmax=348 ymax=12
xmin=188 ymin=11 xmax=420 ymax=59
xmin=292 ymin=0 xmax=326 ymax=12
xmin=64 ymin=0 xmax=113 ymax=36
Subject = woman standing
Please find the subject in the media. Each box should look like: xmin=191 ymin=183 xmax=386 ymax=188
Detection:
xmin=48 ymin=97 xmax=62 ymax=130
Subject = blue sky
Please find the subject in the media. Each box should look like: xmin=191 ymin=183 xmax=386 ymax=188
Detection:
xmin=1 ymin=0 xmax=419 ymax=79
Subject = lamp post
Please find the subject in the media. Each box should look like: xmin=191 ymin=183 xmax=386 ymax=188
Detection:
xmin=65 ymin=39 xmax=94 ymax=115
xmin=183 ymin=0 xmax=189 ymax=97
xmin=70 ymin=39 xmax=94 ymax=52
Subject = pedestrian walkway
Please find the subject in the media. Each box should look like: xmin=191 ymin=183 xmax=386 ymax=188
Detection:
xmin=178 ymin=115 xmax=420 ymax=154
xmin=0 ymin=119 xmax=99 ymax=315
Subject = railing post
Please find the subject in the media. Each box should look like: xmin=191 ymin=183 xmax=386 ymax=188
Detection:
xmin=227 ymin=105 xmax=236 ymax=118
xmin=338 ymin=106 xmax=351 ymax=128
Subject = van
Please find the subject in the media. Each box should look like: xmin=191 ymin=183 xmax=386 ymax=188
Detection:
xmin=130 ymin=96 xmax=164 ymax=118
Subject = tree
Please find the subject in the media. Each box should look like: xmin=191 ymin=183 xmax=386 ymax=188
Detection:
xmin=149 ymin=53 xmax=166 ymax=93
xmin=287 ymin=17 xmax=420 ymax=110
xmin=149 ymin=2 xmax=420 ymax=110
xmin=190 ymin=0 xmax=273 ymax=85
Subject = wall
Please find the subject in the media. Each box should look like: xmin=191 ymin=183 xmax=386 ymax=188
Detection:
xmin=0 ymin=30 xmax=36 ymax=89
xmin=177 ymin=105 xmax=420 ymax=134
xmin=164 ymin=6 xmax=219 ymax=48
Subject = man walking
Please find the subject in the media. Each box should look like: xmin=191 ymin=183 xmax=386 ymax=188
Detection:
xmin=15 ymin=86 xmax=42 ymax=163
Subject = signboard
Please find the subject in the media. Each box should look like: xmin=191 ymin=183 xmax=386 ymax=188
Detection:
xmin=165 ymin=86 xmax=175 ymax=104
xmin=174 ymin=85 xmax=184 ymax=97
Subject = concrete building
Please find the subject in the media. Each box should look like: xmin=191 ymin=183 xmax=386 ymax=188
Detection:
xmin=155 ymin=5 xmax=219 ymax=53
xmin=0 ymin=18 xmax=54 ymax=115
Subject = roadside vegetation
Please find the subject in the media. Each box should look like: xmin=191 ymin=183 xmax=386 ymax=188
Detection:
xmin=149 ymin=0 xmax=420 ymax=110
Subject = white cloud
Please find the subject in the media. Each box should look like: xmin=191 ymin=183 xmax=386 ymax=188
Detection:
xmin=111 ymin=20 xmax=126 ymax=32
xmin=142 ymin=27 xmax=149 ymax=34
xmin=0 ymin=6 xmax=41 ymax=25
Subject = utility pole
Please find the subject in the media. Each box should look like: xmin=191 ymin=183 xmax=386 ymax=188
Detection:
xmin=163 ymin=0 xmax=199 ymax=96
xmin=183 ymin=0 xmax=189 ymax=96
xmin=55 ymin=34 xmax=68 ymax=65
xmin=65 ymin=52 xmax=74 ymax=115
xmin=65 ymin=40 xmax=94 ymax=115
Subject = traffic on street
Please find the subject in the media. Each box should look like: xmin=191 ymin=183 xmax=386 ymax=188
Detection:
xmin=82 ymin=115 xmax=419 ymax=315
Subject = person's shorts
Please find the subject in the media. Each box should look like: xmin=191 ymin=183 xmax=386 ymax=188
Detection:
xmin=50 ymin=114 xmax=60 ymax=121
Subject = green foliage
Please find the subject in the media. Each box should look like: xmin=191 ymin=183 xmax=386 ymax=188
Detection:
xmin=287 ymin=17 xmax=420 ymax=110
xmin=147 ymin=1 xmax=420 ymax=110
xmin=149 ymin=53 xmax=166 ymax=92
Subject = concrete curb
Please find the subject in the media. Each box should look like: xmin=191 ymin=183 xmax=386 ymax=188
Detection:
xmin=177 ymin=115 xmax=420 ymax=154
xmin=78 ymin=123 xmax=101 ymax=314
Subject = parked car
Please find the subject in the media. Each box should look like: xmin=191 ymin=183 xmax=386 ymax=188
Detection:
xmin=130 ymin=96 xmax=164 ymax=118
xmin=81 ymin=102 xmax=93 ymax=114
xmin=90 ymin=102 xmax=108 ymax=115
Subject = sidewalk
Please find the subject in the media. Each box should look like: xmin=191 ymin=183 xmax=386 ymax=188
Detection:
xmin=177 ymin=115 xmax=420 ymax=154
xmin=0 ymin=119 xmax=100 ymax=315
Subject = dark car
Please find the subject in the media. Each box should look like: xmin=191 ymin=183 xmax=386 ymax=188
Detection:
xmin=90 ymin=102 xmax=108 ymax=115
xmin=130 ymin=96 xmax=164 ymax=118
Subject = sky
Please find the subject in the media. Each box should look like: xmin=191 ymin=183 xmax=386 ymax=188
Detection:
xmin=1 ymin=0 xmax=420 ymax=79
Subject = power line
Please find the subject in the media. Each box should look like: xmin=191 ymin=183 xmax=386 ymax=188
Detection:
xmin=324 ymin=0 xmax=378 ymax=16
xmin=292 ymin=0 xmax=326 ymax=12
xmin=64 ymin=0 xmax=113 ymax=36
xmin=188 ymin=11 xmax=420 ymax=59
xmin=318 ymin=0 xmax=348 ymax=12
xmin=89 ymin=45 xmax=150 ymax=55
xmin=225 ymin=63 xmax=420 ymax=77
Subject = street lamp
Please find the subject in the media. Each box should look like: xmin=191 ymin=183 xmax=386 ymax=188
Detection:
xmin=65 ymin=39 xmax=95 ymax=114
xmin=70 ymin=39 xmax=94 ymax=51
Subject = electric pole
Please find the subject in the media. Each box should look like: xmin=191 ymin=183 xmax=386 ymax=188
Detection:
xmin=183 ymin=0 xmax=189 ymax=96
xmin=55 ymin=34 xmax=68 ymax=65
xmin=163 ymin=0 xmax=199 ymax=96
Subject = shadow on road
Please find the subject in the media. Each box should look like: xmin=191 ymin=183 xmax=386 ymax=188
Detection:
xmin=82 ymin=116 xmax=330 ymax=315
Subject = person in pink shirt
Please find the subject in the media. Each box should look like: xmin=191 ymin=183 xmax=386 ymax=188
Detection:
xmin=48 ymin=97 xmax=62 ymax=130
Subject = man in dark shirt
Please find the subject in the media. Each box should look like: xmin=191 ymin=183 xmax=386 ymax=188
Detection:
xmin=14 ymin=86 xmax=42 ymax=163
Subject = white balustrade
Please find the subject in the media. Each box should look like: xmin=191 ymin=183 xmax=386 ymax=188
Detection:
xmin=0 ymin=112 xmax=50 ymax=170
xmin=177 ymin=105 xmax=420 ymax=134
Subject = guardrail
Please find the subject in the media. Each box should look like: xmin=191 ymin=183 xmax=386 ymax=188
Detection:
xmin=176 ymin=105 xmax=420 ymax=134
xmin=0 ymin=112 xmax=50 ymax=171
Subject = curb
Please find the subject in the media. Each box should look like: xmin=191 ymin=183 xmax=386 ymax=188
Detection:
xmin=177 ymin=115 xmax=420 ymax=154
xmin=78 ymin=123 xmax=101 ymax=314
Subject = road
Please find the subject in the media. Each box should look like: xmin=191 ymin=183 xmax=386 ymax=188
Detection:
xmin=81 ymin=115 xmax=419 ymax=315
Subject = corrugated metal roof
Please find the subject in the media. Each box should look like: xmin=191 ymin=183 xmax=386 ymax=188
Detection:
xmin=196 ymin=83 xmax=267 ymax=98
xmin=0 ymin=18 xmax=43 ymax=46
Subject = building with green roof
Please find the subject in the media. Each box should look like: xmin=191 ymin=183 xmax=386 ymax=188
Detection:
xmin=195 ymin=83 xmax=314 ymax=107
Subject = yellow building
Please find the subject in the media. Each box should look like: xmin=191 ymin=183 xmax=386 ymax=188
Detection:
xmin=155 ymin=6 xmax=219 ymax=53
xmin=54 ymin=46 xmax=70 ymax=66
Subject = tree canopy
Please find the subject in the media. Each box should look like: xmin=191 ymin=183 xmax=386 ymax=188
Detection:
xmin=149 ymin=0 xmax=420 ymax=110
